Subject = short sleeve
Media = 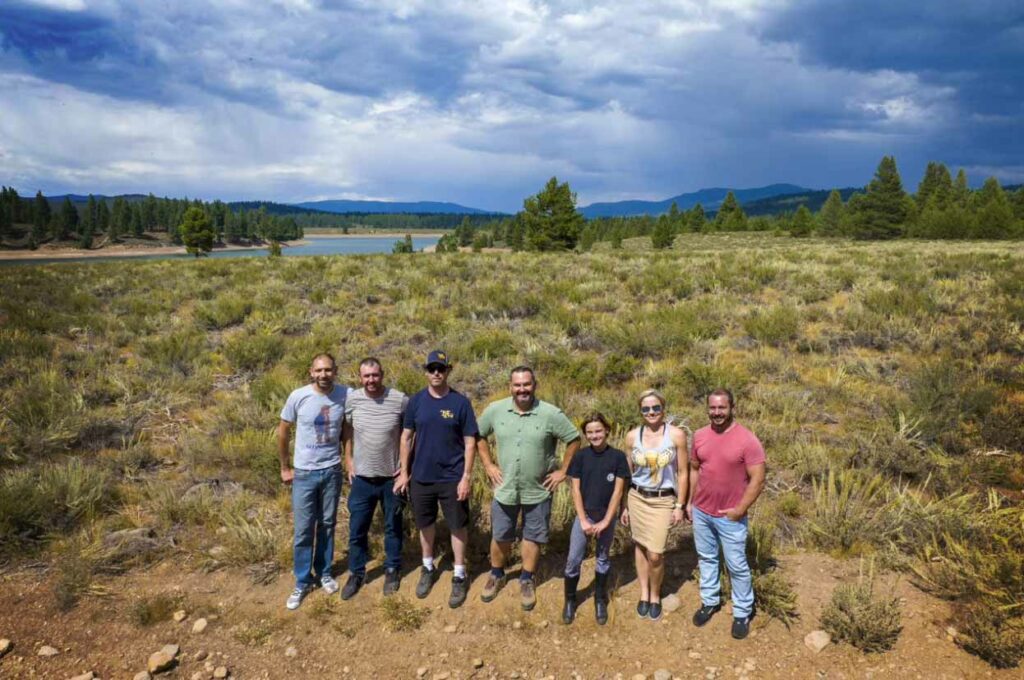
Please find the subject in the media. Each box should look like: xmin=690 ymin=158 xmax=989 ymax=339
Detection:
xmin=460 ymin=397 xmax=479 ymax=437
xmin=477 ymin=403 xmax=495 ymax=438
xmin=567 ymin=451 xmax=583 ymax=479
xmin=550 ymin=409 xmax=580 ymax=444
xmin=743 ymin=432 xmax=766 ymax=466
xmin=280 ymin=391 xmax=298 ymax=423
xmin=614 ymin=452 xmax=631 ymax=479
xmin=399 ymin=394 xmax=409 ymax=417
xmin=403 ymin=394 xmax=418 ymax=430
xmin=344 ymin=394 xmax=355 ymax=424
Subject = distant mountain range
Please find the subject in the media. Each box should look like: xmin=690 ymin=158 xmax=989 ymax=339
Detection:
xmin=578 ymin=184 xmax=809 ymax=218
xmin=293 ymin=199 xmax=494 ymax=215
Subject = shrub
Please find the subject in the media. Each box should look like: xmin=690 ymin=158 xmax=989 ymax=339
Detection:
xmin=754 ymin=571 xmax=799 ymax=627
xmin=956 ymin=604 xmax=1024 ymax=669
xmin=821 ymin=562 xmax=902 ymax=653
xmin=808 ymin=468 xmax=899 ymax=556
xmin=0 ymin=368 xmax=85 ymax=457
xmin=130 ymin=593 xmax=185 ymax=626
xmin=142 ymin=327 xmax=206 ymax=375
xmin=378 ymin=596 xmax=430 ymax=632
xmin=223 ymin=329 xmax=285 ymax=372
xmin=743 ymin=305 xmax=801 ymax=346
xmin=195 ymin=293 xmax=253 ymax=329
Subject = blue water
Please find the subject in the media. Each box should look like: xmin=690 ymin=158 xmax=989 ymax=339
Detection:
xmin=0 ymin=236 xmax=440 ymax=266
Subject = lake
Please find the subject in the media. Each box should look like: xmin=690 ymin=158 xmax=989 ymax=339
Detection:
xmin=0 ymin=236 xmax=441 ymax=266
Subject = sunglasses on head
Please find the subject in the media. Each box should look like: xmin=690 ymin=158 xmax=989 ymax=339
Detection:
xmin=425 ymin=364 xmax=448 ymax=374
xmin=640 ymin=404 xmax=663 ymax=414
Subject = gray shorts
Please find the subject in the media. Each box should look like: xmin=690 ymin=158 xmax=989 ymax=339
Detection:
xmin=491 ymin=498 xmax=552 ymax=544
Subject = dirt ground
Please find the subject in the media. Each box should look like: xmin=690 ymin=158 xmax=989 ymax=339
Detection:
xmin=0 ymin=545 xmax=1014 ymax=680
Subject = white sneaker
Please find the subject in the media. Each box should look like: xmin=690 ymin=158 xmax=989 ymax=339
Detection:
xmin=320 ymin=575 xmax=340 ymax=595
xmin=286 ymin=585 xmax=311 ymax=610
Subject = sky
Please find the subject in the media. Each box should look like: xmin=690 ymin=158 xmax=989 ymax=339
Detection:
xmin=0 ymin=0 xmax=1021 ymax=212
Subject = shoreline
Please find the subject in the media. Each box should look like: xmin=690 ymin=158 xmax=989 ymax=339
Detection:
xmin=0 ymin=240 xmax=309 ymax=261
xmin=303 ymin=232 xmax=444 ymax=238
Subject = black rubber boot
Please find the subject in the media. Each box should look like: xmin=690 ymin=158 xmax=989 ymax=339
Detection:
xmin=562 ymin=575 xmax=579 ymax=624
xmin=594 ymin=572 xmax=609 ymax=625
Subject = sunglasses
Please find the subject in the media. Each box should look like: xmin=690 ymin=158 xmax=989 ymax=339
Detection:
xmin=640 ymin=404 xmax=663 ymax=414
xmin=425 ymin=364 xmax=448 ymax=374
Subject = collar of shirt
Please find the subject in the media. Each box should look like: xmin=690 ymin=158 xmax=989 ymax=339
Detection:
xmin=506 ymin=398 xmax=538 ymax=416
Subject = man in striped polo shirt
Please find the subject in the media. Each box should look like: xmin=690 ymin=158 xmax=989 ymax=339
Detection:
xmin=340 ymin=357 xmax=409 ymax=599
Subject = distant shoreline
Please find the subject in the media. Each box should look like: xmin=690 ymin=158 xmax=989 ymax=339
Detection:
xmin=304 ymin=232 xmax=444 ymax=239
xmin=0 ymin=240 xmax=308 ymax=261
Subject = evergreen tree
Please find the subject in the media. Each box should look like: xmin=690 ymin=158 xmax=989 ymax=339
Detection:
xmin=713 ymin=192 xmax=747 ymax=231
xmin=971 ymin=177 xmax=1017 ymax=239
xmin=179 ymin=206 xmax=215 ymax=256
xmin=687 ymin=203 xmax=706 ymax=232
xmin=435 ymin=232 xmax=459 ymax=253
xmin=848 ymin=156 xmax=910 ymax=240
xmin=58 ymin=197 xmax=77 ymax=240
xmin=0 ymin=191 xmax=11 ymax=241
xmin=130 ymin=203 xmax=144 ymax=237
xmin=456 ymin=217 xmax=474 ymax=247
xmin=520 ymin=177 xmax=584 ymax=251
xmin=817 ymin=189 xmax=845 ymax=236
xmin=916 ymin=161 xmax=953 ymax=210
xmin=142 ymin=193 xmax=158 ymax=232
xmin=578 ymin=224 xmax=597 ymax=252
xmin=951 ymin=169 xmax=970 ymax=207
xmin=30 ymin=190 xmax=50 ymax=246
xmin=790 ymin=205 xmax=814 ymax=237
xmin=96 ymin=201 xmax=110 ymax=236
xmin=650 ymin=213 xmax=675 ymax=249
xmin=667 ymin=201 xmax=683 ymax=233
xmin=392 ymin=233 xmax=414 ymax=254
xmin=609 ymin=226 xmax=623 ymax=249
xmin=1011 ymin=187 xmax=1024 ymax=222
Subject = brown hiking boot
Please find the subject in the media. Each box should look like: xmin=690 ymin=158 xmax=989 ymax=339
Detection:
xmin=480 ymin=573 xmax=506 ymax=603
xmin=520 ymin=578 xmax=537 ymax=611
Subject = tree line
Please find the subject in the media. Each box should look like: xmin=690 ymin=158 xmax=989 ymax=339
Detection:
xmin=0 ymin=192 xmax=303 ymax=250
xmin=444 ymin=158 xmax=1024 ymax=253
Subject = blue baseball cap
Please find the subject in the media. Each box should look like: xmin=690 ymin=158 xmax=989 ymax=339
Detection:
xmin=423 ymin=350 xmax=450 ymax=368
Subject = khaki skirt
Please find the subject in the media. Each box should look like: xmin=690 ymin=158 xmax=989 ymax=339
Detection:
xmin=627 ymin=488 xmax=675 ymax=553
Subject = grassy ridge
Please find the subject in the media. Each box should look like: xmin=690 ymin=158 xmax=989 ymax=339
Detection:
xmin=1 ymin=233 xmax=1022 ymax=664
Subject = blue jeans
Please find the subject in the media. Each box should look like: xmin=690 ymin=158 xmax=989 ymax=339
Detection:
xmin=692 ymin=506 xmax=753 ymax=618
xmin=347 ymin=475 xmax=404 ymax=575
xmin=564 ymin=512 xmax=616 ymax=578
xmin=292 ymin=465 xmax=342 ymax=588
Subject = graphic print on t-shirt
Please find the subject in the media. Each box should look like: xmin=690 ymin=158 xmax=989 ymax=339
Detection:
xmin=314 ymin=406 xmax=331 ymax=444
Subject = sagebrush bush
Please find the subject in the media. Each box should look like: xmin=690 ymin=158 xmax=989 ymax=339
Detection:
xmin=821 ymin=563 xmax=902 ymax=653
xmin=378 ymin=596 xmax=430 ymax=632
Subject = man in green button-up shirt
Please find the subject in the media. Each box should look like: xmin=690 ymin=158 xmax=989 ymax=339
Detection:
xmin=477 ymin=365 xmax=581 ymax=611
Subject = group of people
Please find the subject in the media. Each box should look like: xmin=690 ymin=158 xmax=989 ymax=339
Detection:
xmin=277 ymin=351 xmax=766 ymax=639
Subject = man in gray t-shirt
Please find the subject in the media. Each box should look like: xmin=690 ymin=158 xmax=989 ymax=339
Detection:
xmin=340 ymin=357 xmax=409 ymax=599
xmin=278 ymin=353 xmax=348 ymax=610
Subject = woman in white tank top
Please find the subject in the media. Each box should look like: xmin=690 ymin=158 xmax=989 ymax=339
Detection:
xmin=621 ymin=389 xmax=689 ymax=621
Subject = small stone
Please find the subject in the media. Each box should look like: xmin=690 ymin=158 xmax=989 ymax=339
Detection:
xmin=804 ymin=630 xmax=832 ymax=654
xmin=194 ymin=650 xmax=208 ymax=662
xmin=0 ymin=639 xmax=11 ymax=658
xmin=654 ymin=670 xmax=672 ymax=680
xmin=68 ymin=673 xmax=96 ymax=680
xmin=148 ymin=651 xmax=176 ymax=674
xmin=632 ymin=674 xmax=647 ymax=680
xmin=432 ymin=673 xmax=450 ymax=680
xmin=285 ymin=646 xmax=298 ymax=658
xmin=688 ymin=652 xmax=702 ymax=660
xmin=473 ymin=658 xmax=484 ymax=669
xmin=38 ymin=646 xmax=60 ymax=657
xmin=539 ymin=620 xmax=549 ymax=628
xmin=134 ymin=673 xmax=152 ymax=680
xmin=512 ymin=621 xmax=523 ymax=630
xmin=510 ymin=673 xmax=521 ymax=680
xmin=213 ymin=667 xmax=229 ymax=679
xmin=945 ymin=626 xmax=958 ymax=639
xmin=416 ymin=668 xmax=428 ymax=678
xmin=443 ymin=624 xmax=457 ymax=633
xmin=661 ymin=594 xmax=681 ymax=613
xmin=160 ymin=644 xmax=180 ymax=658
xmin=439 ymin=652 xmax=449 ymax=660
xmin=173 ymin=610 xmax=188 ymax=623
xmin=192 ymin=618 xmax=209 ymax=634
xmin=743 ymin=659 xmax=756 ymax=672
xmin=190 ymin=673 xmax=205 ymax=680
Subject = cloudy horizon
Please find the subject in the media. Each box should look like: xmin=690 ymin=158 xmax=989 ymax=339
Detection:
xmin=0 ymin=0 xmax=1021 ymax=212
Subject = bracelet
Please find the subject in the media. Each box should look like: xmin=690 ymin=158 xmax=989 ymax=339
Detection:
xmin=673 ymin=503 xmax=683 ymax=510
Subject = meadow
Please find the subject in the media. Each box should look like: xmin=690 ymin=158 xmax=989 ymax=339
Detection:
xmin=1 ymin=232 xmax=1022 ymax=667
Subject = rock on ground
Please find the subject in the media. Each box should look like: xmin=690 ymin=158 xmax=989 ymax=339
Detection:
xmin=0 ymin=639 xmax=12 ymax=658
xmin=213 ymin=666 xmax=229 ymax=678
xmin=173 ymin=610 xmax=188 ymax=623
xmin=654 ymin=670 xmax=672 ymax=680
xmin=133 ymin=672 xmax=152 ymax=680
xmin=192 ymin=618 xmax=208 ymax=634
xmin=661 ymin=594 xmax=681 ymax=613
xmin=102 ymin=527 xmax=161 ymax=562
xmin=68 ymin=673 xmax=96 ymax=680
xmin=37 ymin=645 xmax=59 ymax=657
xmin=804 ymin=630 xmax=832 ymax=654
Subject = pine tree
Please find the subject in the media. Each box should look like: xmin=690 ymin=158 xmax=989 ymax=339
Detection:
xmin=951 ymin=169 xmax=970 ymax=208
xmin=520 ymin=177 xmax=584 ymax=251
xmin=0 ymin=190 xmax=11 ymax=241
xmin=971 ymin=177 xmax=1017 ymax=239
xmin=179 ymin=206 xmax=215 ymax=256
xmin=130 ymin=202 xmax=144 ymax=237
xmin=79 ymin=195 xmax=98 ymax=248
xmin=456 ymin=217 xmax=474 ymax=247
xmin=58 ymin=197 xmax=77 ymax=240
xmin=392 ymin=234 xmax=414 ymax=254
xmin=848 ymin=156 xmax=910 ymax=240
xmin=817 ymin=189 xmax=845 ymax=236
xmin=916 ymin=161 xmax=953 ymax=211
xmin=713 ymin=192 xmax=747 ymax=231
xmin=667 ymin=201 xmax=683 ymax=233
xmin=31 ymin=190 xmax=50 ymax=246
xmin=790 ymin=205 xmax=814 ymax=237
xmin=687 ymin=204 xmax=706 ymax=232
xmin=650 ymin=213 xmax=675 ymax=249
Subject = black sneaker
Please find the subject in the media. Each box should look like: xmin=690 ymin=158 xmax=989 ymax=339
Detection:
xmin=383 ymin=568 xmax=401 ymax=596
xmin=648 ymin=601 xmax=663 ymax=621
xmin=732 ymin=615 xmax=751 ymax=640
xmin=636 ymin=600 xmax=650 ymax=618
xmin=692 ymin=603 xmax=721 ymax=627
xmin=416 ymin=567 xmax=437 ymax=599
xmin=449 ymin=575 xmax=468 ymax=609
xmin=341 ymin=573 xmax=364 ymax=601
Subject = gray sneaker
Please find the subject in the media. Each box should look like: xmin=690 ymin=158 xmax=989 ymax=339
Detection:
xmin=416 ymin=567 xmax=437 ymax=599
xmin=320 ymin=575 xmax=340 ymax=595
xmin=286 ymin=585 xmax=311 ymax=610
xmin=480 ymin=573 xmax=506 ymax=603
xmin=520 ymin=579 xmax=537 ymax=611
xmin=449 ymin=575 xmax=468 ymax=609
